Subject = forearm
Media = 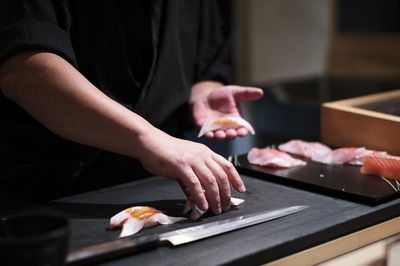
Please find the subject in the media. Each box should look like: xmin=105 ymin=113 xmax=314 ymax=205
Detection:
xmin=0 ymin=51 xmax=246 ymax=213
xmin=0 ymin=51 xmax=154 ymax=159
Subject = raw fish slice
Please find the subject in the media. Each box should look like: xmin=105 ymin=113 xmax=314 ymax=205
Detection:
xmin=314 ymin=147 xmax=366 ymax=165
xmin=278 ymin=140 xmax=332 ymax=160
xmin=183 ymin=197 xmax=245 ymax=220
xmin=314 ymin=147 xmax=388 ymax=165
xmin=247 ymin=148 xmax=306 ymax=168
xmin=182 ymin=201 xmax=204 ymax=220
xmin=361 ymin=155 xmax=400 ymax=180
xmin=230 ymin=197 xmax=245 ymax=206
xmin=109 ymin=206 xmax=186 ymax=238
xmin=275 ymin=139 xmax=389 ymax=166
xmin=119 ymin=218 xmax=145 ymax=237
xmin=197 ymin=116 xmax=255 ymax=138
xmin=347 ymin=150 xmax=387 ymax=165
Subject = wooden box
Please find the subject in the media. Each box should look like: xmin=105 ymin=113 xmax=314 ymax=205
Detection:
xmin=321 ymin=89 xmax=400 ymax=155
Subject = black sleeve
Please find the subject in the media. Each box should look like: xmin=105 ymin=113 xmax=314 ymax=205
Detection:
xmin=194 ymin=0 xmax=232 ymax=85
xmin=0 ymin=0 xmax=76 ymax=66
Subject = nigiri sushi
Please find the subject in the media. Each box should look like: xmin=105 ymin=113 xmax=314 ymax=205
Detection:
xmin=313 ymin=147 xmax=366 ymax=165
xmin=197 ymin=116 xmax=255 ymax=138
xmin=278 ymin=139 xmax=387 ymax=166
xmin=347 ymin=149 xmax=388 ymax=165
xmin=183 ymin=197 xmax=245 ymax=220
xmin=314 ymin=147 xmax=387 ymax=165
xmin=361 ymin=155 xmax=400 ymax=180
xmin=109 ymin=206 xmax=186 ymax=237
xmin=247 ymin=148 xmax=306 ymax=168
xmin=278 ymin=140 xmax=332 ymax=160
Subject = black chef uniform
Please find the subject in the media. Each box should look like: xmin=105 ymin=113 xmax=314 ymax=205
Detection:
xmin=0 ymin=0 xmax=231 ymax=199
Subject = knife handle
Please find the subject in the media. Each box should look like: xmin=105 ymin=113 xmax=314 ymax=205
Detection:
xmin=66 ymin=233 xmax=160 ymax=265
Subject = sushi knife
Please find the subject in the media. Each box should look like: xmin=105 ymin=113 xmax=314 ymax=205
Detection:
xmin=66 ymin=205 xmax=308 ymax=265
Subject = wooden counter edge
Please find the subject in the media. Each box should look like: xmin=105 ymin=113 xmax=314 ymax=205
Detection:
xmin=263 ymin=216 xmax=400 ymax=266
xmin=322 ymin=89 xmax=400 ymax=107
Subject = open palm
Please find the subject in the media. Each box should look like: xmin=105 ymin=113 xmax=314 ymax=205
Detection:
xmin=192 ymin=85 xmax=263 ymax=140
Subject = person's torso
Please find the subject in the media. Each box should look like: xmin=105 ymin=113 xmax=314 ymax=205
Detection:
xmin=69 ymin=0 xmax=200 ymax=125
xmin=0 ymin=0 xmax=203 ymax=198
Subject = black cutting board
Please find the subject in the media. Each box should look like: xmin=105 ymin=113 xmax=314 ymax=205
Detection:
xmin=232 ymin=152 xmax=400 ymax=204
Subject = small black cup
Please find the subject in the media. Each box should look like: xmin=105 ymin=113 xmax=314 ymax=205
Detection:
xmin=0 ymin=213 xmax=69 ymax=266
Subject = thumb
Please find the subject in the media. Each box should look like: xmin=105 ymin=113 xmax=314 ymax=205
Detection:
xmin=231 ymin=86 xmax=264 ymax=102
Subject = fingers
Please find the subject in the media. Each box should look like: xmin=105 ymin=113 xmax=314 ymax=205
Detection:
xmin=224 ymin=128 xmax=251 ymax=138
xmin=213 ymin=153 xmax=246 ymax=193
xmin=193 ymin=164 xmax=222 ymax=214
xmin=178 ymin=152 xmax=243 ymax=215
xmin=204 ymin=131 xmax=214 ymax=138
xmin=231 ymin=86 xmax=263 ymax=101
xmin=225 ymin=129 xmax=237 ymax=139
xmin=204 ymin=130 xmax=226 ymax=140
xmin=205 ymin=128 xmax=249 ymax=140
xmin=236 ymin=127 xmax=248 ymax=137
xmin=206 ymin=159 xmax=231 ymax=212
xmin=214 ymin=130 xmax=226 ymax=140
xmin=179 ymin=167 xmax=208 ymax=211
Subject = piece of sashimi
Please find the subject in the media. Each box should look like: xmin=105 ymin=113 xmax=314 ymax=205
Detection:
xmin=247 ymin=148 xmax=306 ymax=168
xmin=278 ymin=140 xmax=332 ymax=160
xmin=198 ymin=116 xmax=255 ymax=137
xmin=361 ymin=155 xmax=400 ymax=180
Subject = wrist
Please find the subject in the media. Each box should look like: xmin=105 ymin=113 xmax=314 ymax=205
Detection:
xmin=133 ymin=123 xmax=165 ymax=161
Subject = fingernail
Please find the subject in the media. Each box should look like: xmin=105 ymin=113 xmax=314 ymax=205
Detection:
xmin=239 ymin=185 xmax=246 ymax=193
xmin=216 ymin=204 xmax=222 ymax=214
xmin=201 ymin=201 xmax=208 ymax=211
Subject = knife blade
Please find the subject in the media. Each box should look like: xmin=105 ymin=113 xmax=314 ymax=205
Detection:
xmin=66 ymin=205 xmax=308 ymax=265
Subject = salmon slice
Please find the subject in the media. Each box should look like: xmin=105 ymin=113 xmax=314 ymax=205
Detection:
xmin=361 ymin=155 xmax=400 ymax=180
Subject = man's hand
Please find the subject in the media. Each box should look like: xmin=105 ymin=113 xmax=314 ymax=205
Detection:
xmin=138 ymin=127 xmax=246 ymax=215
xmin=191 ymin=81 xmax=263 ymax=140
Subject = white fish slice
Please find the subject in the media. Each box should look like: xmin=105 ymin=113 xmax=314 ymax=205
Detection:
xmin=109 ymin=206 xmax=187 ymax=238
xmin=247 ymin=148 xmax=306 ymax=168
xmin=348 ymin=150 xmax=388 ymax=165
xmin=278 ymin=140 xmax=332 ymax=160
xmin=183 ymin=197 xmax=245 ymax=220
xmin=197 ymin=116 xmax=255 ymax=138
xmin=313 ymin=147 xmax=387 ymax=165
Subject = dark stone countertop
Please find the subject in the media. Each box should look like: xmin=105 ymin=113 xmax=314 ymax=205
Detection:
xmin=46 ymin=175 xmax=400 ymax=266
